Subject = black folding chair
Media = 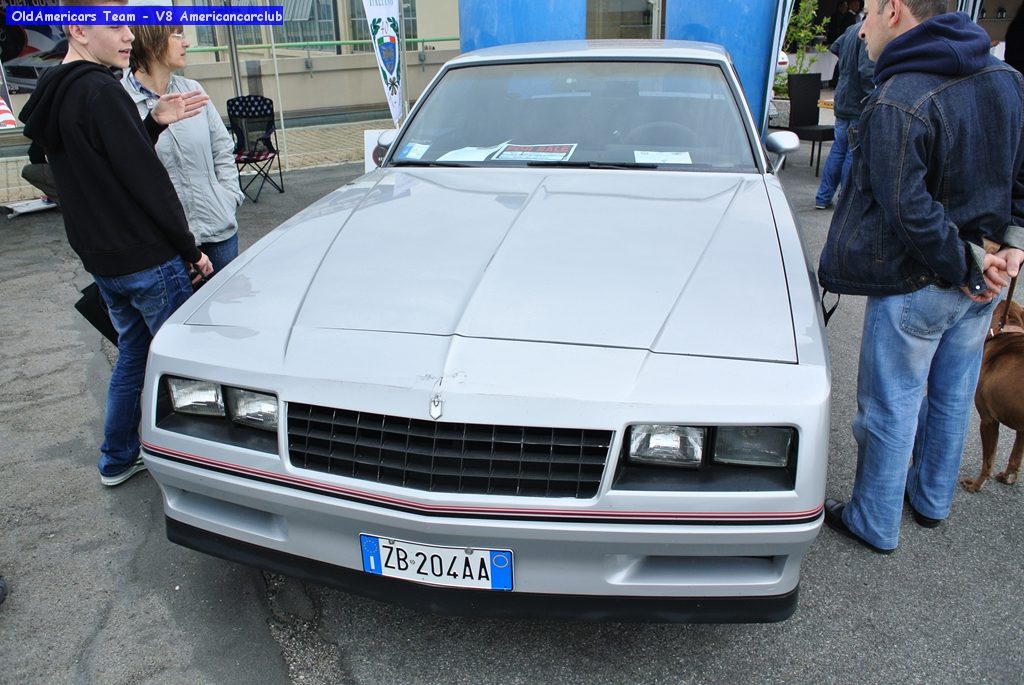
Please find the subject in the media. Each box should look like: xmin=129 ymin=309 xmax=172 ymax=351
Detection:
xmin=786 ymin=74 xmax=834 ymax=177
xmin=226 ymin=95 xmax=285 ymax=202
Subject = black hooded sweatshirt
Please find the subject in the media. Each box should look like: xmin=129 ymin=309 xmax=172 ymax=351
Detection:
xmin=19 ymin=61 xmax=200 ymax=276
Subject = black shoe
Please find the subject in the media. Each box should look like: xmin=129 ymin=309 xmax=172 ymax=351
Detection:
xmin=904 ymin=492 xmax=942 ymax=528
xmin=823 ymin=498 xmax=894 ymax=555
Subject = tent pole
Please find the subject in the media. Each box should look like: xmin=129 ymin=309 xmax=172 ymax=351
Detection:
xmin=225 ymin=0 xmax=243 ymax=97
xmin=267 ymin=0 xmax=289 ymax=170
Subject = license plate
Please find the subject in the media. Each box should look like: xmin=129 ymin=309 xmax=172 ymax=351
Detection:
xmin=359 ymin=534 xmax=513 ymax=591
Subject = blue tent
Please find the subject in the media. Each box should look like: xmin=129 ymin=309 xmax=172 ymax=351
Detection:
xmin=459 ymin=0 xmax=795 ymax=134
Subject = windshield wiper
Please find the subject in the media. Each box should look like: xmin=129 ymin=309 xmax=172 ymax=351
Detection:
xmin=390 ymin=160 xmax=477 ymax=168
xmin=525 ymin=161 xmax=658 ymax=170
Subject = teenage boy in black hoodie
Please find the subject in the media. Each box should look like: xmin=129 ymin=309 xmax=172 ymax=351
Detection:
xmin=20 ymin=1 xmax=214 ymax=487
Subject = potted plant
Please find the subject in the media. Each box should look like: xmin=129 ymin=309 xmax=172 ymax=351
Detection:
xmin=771 ymin=0 xmax=830 ymax=127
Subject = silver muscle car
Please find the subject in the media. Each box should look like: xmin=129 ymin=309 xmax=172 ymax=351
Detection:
xmin=141 ymin=40 xmax=828 ymax=622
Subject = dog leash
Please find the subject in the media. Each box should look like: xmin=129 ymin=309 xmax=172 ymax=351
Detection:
xmin=820 ymin=289 xmax=840 ymax=327
xmin=990 ymin=275 xmax=1021 ymax=340
xmin=998 ymin=275 xmax=1018 ymax=333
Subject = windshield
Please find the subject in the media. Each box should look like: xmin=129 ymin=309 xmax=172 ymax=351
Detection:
xmin=390 ymin=60 xmax=758 ymax=171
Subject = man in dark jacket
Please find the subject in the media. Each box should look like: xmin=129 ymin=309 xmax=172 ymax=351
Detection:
xmin=815 ymin=21 xmax=875 ymax=209
xmin=818 ymin=0 xmax=1024 ymax=553
xmin=828 ymin=1 xmax=856 ymax=46
xmin=1004 ymin=2 xmax=1024 ymax=73
xmin=20 ymin=2 xmax=213 ymax=487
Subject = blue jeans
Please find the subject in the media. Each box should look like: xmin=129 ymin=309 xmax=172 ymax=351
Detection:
xmin=815 ymin=117 xmax=853 ymax=208
xmin=93 ymin=258 xmax=193 ymax=477
xmin=843 ymin=286 xmax=997 ymax=549
xmin=198 ymin=232 xmax=238 ymax=274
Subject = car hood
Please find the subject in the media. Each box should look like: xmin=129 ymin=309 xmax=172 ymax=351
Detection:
xmin=187 ymin=168 xmax=796 ymax=362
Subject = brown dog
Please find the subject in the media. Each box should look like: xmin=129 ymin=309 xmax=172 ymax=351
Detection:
xmin=961 ymin=298 xmax=1024 ymax=493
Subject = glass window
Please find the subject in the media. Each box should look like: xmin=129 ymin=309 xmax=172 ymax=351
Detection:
xmin=183 ymin=0 xmax=273 ymax=51
xmin=192 ymin=0 xmax=338 ymax=53
xmin=391 ymin=60 xmax=757 ymax=171
xmin=349 ymin=0 xmax=418 ymax=53
xmin=191 ymin=25 xmax=264 ymax=51
xmin=190 ymin=25 xmax=264 ymax=49
xmin=274 ymin=0 xmax=339 ymax=52
xmin=587 ymin=0 xmax=663 ymax=39
xmin=233 ymin=25 xmax=265 ymax=47
xmin=194 ymin=25 xmax=217 ymax=48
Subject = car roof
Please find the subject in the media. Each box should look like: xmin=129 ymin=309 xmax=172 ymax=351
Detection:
xmin=448 ymin=40 xmax=732 ymax=67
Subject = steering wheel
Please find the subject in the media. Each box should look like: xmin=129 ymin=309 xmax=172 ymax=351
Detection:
xmin=622 ymin=121 xmax=698 ymax=147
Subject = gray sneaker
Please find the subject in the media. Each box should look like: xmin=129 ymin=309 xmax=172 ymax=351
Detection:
xmin=100 ymin=456 xmax=148 ymax=487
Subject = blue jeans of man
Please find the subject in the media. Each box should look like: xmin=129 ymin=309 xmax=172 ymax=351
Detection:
xmin=198 ymin=232 xmax=238 ymax=274
xmin=843 ymin=285 xmax=997 ymax=550
xmin=815 ymin=116 xmax=853 ymax=208
xmin=93 ymin=258 xmax=193 ymax=477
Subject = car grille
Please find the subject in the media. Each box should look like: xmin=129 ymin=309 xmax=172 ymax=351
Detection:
xmin=287 ymin=403 xmax=613 ymax=498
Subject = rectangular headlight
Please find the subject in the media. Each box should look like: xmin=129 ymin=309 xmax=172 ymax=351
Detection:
xmin=225 ymin=387 xmax=279 ymax=432
xmin=628 ymin=424 xmax=705 ymax=468
xmin=713 ymin=426 xmax=793 ymax=468
xmin=167 ymin=378 xmax=225 ymax=417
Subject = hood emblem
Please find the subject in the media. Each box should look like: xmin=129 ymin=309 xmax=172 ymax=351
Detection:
xmin=429 ymin=393 xmax=444 ymax=420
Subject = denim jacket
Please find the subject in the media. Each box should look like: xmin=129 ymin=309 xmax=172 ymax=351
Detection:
xmin=818 ymin=13 xmax=1024 ymax=296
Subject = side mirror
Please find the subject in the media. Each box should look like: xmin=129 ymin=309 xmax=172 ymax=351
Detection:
xmin=765 ymin=131 xmax=800 ymax=174
xmin=374 ymin=129 xmax=400 ymax=166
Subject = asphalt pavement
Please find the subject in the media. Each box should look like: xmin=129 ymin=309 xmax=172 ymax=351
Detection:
xmin=1 ymin=152 xmax=1022 ymax=685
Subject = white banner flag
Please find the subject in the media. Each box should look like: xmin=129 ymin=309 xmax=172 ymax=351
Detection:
xmin=363 ymin=0 xmax=404 ymax=127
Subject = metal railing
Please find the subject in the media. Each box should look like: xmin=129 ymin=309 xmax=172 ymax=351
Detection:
xmin=185 ymin=36 xmax=459 ymax=54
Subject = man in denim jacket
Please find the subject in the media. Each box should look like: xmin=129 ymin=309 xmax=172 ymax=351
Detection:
xmin=818 ymin=0 xmax=1024 ymax=553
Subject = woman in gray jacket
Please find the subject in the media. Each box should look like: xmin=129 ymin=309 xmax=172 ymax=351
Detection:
xmin=123 ymin=25 xmax=244 ymax=272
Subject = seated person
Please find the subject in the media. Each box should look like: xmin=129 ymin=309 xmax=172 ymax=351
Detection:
xmin=21 ymin=140 xmax=59 ymax=204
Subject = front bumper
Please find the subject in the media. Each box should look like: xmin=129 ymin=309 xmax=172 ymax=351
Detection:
xmin=169 ymin=517 xmax=799 ymax=622
xmin=145 ymin=449 xmax=821 ymax=623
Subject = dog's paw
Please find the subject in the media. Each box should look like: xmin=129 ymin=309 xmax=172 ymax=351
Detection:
xmin=996 ymin=471 xmax=1018 ymax=485
xmin=960 ymin=476 xmax=986 ymax=493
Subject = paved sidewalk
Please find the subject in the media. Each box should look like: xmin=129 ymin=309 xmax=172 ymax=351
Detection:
xmin=0 ymin=118 xmax=393 ymax=204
